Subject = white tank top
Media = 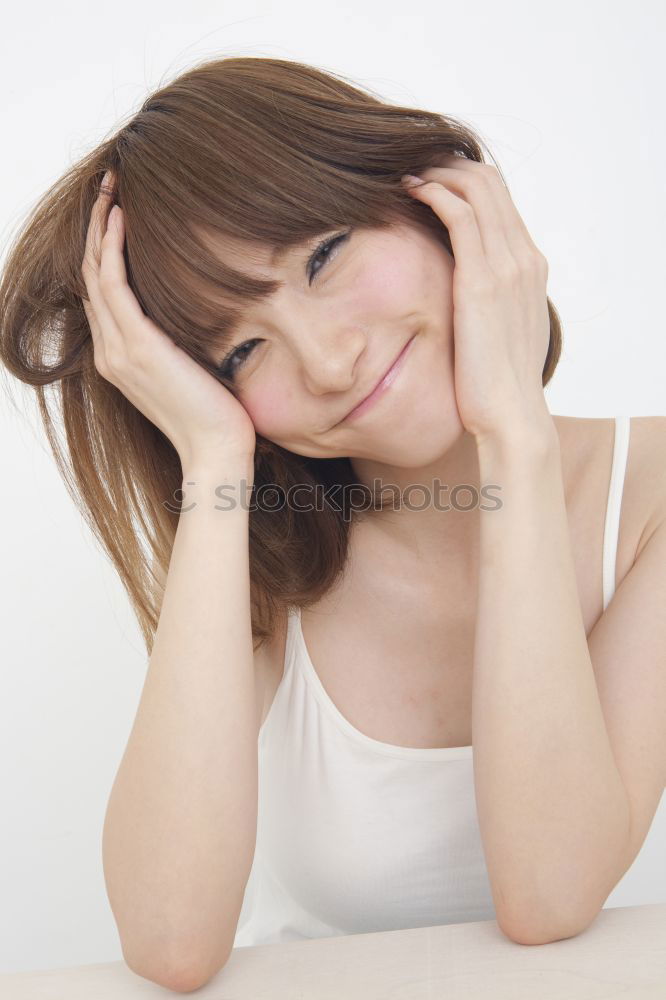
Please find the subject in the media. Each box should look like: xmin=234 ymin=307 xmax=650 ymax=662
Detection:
xmin=233 ymin=415 xmax=631 ymax=949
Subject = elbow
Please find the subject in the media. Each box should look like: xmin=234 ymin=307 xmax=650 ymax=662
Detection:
xmin=123 ymin=938 xmax=234 ymax=993
xmin=497 ymin=906 xmax=599 ymax=946
xmin=493 ymin=875 xmax=604 ymax=947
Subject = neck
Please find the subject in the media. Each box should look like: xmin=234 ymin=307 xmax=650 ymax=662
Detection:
xmin=349 ymin=424 xmax=483 ymax=561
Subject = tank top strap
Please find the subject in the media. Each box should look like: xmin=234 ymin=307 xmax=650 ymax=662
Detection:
xmin=602 ymin=415 xmax=631 ymax=612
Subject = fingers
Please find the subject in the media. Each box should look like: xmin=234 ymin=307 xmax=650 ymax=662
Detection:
xmin=96 ymin=204 xmax=154 ymax=344
xmin=82 ymin=171 xmax=157 ymax=367
xmin=403 ymin=175 xmax=489 ymax=278
xmin=406 ymin=165 xmax=513 ymax=274
xmin=81 ymin=171 xmax=123 ymax=370
xmin=82 ymin=170 xmax=115 ymax=275
xmin=441 ymin=156 xmax=540 ymax=251
xmin=81 ymin=170 xmax=157 ymax=380
xmin=406 ymin=159 xmax=540 ymax=273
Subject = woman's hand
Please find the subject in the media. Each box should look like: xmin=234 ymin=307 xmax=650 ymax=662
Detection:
xmin=81 ymin=171 xmax=257 ymax=468
xmin=401 ymin=156 xmax=552 ymax=443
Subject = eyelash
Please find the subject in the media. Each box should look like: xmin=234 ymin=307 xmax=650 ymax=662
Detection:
xmin=217 ymin=231 xmax=351 ymax=383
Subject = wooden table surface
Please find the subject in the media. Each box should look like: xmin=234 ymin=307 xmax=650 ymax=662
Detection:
xmin=3 ymin=903 xmax=665 ymax=998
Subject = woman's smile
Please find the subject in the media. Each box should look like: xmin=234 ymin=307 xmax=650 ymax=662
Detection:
xmin=214 ymin=220 xmax=456 ymax=460
xmin=335 ymin=332 xmax=419 ymax=425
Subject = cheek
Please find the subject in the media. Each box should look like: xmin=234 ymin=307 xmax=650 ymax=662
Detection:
xmin=359 ymin=253 xmax=417 ymax=312
xmin=359 ymin=244 xmax=452 ymax=323
xmin=241 ymin=387 xmax=290 ymax=437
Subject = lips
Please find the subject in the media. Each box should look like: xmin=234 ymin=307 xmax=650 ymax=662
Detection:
xmin=338 ymin=334 xmax=417 ymax=424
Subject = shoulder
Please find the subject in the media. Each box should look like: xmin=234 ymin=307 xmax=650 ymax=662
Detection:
xmin=628 ymin=416 xmax=666 ymax=551
xmin=554 ymin=413 xmax=665 ymax=487
xmin=553 ymin=413 xmax=666 ymax=557
xmin=632 ymin=414 xmax=666 ymax=471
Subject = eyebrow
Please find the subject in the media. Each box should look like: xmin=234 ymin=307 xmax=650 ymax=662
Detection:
xmin=209 ymin=236 xmax=322 ymax=367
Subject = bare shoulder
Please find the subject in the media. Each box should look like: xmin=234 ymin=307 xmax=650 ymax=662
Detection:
xmin=555 ymin=413 xmax=666 ymax=477
xmin=632 ymin=414 xmax=666 ymax=473
xmin=627 ymin=416 xmax=666 ymax=544
xmin=554 ymin=413 xmax=666 ymax=552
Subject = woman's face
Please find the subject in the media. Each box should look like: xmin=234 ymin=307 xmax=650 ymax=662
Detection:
xmin=206 ymin=220 xmax=462 ymax=469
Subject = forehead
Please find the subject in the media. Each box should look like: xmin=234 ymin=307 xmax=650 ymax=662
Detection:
xmin=194 ymin=223 xmax=305 ymax=275
xmin=195 ymin=219 xmax=418 ymax=269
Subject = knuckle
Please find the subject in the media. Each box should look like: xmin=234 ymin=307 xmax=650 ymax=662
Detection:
xmin=105 ymin=351 xmax=125 ymax=380
xmin=519 ymin=251 xmax=547 ymax=277
xmin=93 ymin=353 xmax=109 ymax=378
xmin=103 ymin=346 xmax=126 ymax=376
xmin=479 ymin=163 xmax=499 ymax=181
xmin=535 ymin=251 xmax=549 ymax=275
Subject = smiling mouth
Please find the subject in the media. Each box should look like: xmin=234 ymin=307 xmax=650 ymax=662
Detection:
xmin=333 ymin=333 xmax=418 ymax=427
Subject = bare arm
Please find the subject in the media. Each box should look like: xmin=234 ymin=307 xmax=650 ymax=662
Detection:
xmin=102 ymin=459 xmax=259 ymax=991
xmin=472 ymin=422 xmax=631 ymax=944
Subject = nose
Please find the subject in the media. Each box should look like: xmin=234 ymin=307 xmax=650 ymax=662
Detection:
xmin=297 ymin=327 xmax=367 ymax=397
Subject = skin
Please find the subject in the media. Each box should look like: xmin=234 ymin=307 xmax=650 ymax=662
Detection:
xmin=84 ymin=165 xmax=666 ymax=954
xmin=200 ymin=163 xmax=666 ymax=945
xmin=203 ymin=219 xmax=484 ymax=562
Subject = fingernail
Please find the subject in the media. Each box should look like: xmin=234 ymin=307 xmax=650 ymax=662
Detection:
xmin=401 ymin=174 xmax=425 ymax=188
xmin=100 ymin=169 xmax=114 ymax=192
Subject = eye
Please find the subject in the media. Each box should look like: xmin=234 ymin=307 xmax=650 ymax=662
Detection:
xmin=307 ymin=231 xmax=350 ymax=284
xmin=216 ymin=338 xmax=261 ymax=384
xmin=215 ymin=231 xmax=351 ymax=383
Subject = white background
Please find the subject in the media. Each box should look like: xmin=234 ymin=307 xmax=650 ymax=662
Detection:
xmin=0 ymin=0 xmax=664 ymax=976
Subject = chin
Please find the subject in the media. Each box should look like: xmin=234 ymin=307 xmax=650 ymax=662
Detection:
xmin=394 ymin=400 xmax=463 ymax=467
xmin=352 ymin=384 xmax=462 ymax=470
xmin=365 ymin=339 xmax=460 ymax=462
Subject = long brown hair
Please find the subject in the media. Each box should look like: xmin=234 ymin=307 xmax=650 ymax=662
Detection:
xmin=0 ymin=56 xmax=562 ymax=655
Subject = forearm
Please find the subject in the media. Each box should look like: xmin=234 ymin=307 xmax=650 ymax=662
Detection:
xmin=103 ymin=459 xmax=258 ymax=982
xmin=472 ymin=421 xmax=631 ymax=942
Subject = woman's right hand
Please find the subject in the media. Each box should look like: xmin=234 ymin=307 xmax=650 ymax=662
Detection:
xmin=80 ymin=171 xmax=257 ymax=469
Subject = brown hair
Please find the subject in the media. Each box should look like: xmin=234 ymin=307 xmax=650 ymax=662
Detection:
xmin=0 ymin=56 xmax=562 ymax=655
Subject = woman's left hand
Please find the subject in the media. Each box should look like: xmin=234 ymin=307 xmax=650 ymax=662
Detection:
xmin=401 ymin=155 xmax=552 ymax=444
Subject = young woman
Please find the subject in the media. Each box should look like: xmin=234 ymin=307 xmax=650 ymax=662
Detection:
xmin=1 ymin=57 xmax=664 ymax=993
